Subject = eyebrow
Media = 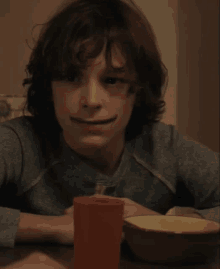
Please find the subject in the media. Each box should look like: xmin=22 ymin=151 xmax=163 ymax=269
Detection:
xmin=105 ymin=67 xmax=126 ymax=74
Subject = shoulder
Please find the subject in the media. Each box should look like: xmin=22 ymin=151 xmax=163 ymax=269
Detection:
xmin=151 ymin=121 xmax=174 ymax=141
xmin=0 ymin=116 xmax=46 ymax=154
xmin=0 ymin=115 xmax=36 ymax=132
xmin=134 ymin=121 xmax=175 ymax=150
xmin=138 ymin=121 xmax=217 ymax=154
xmin=0 ymin=117 xmax=40 ymax=190
xmin=0 ymin=116 xmax=40 ymax=144
xmin=0 ymin=116 xmax=58 ymax=195
xmin=0 ymin=116 xmax=32 ymax=140
xmin=126 ymin=121 xmax=176 ymax=164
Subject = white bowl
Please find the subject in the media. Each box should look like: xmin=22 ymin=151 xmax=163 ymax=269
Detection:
xmin=123 ymin=215 xmax=220 ymax=265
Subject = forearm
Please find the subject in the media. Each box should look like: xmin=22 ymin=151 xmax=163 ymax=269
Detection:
xmin=15 ymin=212 xmax=58 ymax=244
xmin=122 ymin=199 xmax=162 ymax=219
xmin=196 ymin=206 xmax=220 ymax=223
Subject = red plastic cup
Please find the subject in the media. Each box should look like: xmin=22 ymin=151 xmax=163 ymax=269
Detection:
xmin=73 ymin=196 xmax=124 ymax=269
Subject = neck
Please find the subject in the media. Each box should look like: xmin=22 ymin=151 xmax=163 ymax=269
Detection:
xmin=63 ymin=131 xmax=125 ymax=175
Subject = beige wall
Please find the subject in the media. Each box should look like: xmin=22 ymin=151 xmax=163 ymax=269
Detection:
xmin=177 ymin=0 xmax=219 ymax=152
xmin=0 ymin=0 xmax=33 ymax=96
xmin=0 ymin=0 xmax=62 ymax=96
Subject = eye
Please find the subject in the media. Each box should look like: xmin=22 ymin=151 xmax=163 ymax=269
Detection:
xmin=104 ymin=77 xmax=126 ymax=85
xmin=52 ymin=74 xmax=79 ymax=82
xmin=65 ymin=75 xmax=80 ymax=82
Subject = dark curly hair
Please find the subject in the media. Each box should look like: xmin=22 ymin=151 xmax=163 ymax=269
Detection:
xmin=22 ymin=0 xmax=168 ymax=143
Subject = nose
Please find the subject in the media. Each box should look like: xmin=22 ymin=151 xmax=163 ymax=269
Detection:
xmin=81 ymin=79 xmax=104 ymax=109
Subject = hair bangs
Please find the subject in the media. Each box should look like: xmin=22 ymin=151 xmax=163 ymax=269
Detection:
xmin=44 ymin=0 xmax=129 ymax=79
xmin=49 ymin=20 xmax=135 ymax=80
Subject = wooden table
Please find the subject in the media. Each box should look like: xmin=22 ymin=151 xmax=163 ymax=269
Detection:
xmin=0 ymin=241 xmax=219 ymax=269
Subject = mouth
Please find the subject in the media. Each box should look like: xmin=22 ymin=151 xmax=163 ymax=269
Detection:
xmin=70 ymin=116 xmax=117 ymax=125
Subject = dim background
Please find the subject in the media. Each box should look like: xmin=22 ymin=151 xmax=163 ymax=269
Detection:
xmin=0 ymin=0 xmax=219 ymax=152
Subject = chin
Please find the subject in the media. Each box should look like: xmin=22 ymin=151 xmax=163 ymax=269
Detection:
xmin=79 ymin=135 xmax=109 ymax=147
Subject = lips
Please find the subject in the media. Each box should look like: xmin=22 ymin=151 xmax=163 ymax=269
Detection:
xmin=71 ymin=116 xmax=117 ymax=125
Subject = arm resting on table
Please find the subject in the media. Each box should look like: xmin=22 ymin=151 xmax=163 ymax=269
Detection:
xmin=15 ymin=212 xmax=59 ymax=244
xmin=0 ymin=207 xmax=73 ymax=248
xmin=166 ymin=206 xmax=220 ymax=223
xmin=196 ymin=206 xmax=220 ymax=223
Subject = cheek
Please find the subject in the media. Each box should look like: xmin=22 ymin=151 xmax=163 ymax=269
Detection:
xmin=115 ymin=97 xmax=135 ymax=125
xmin=121 ymin=93 xmax=135 ymax=115
xmin=54 ymin=89 xmax=78 ymax=115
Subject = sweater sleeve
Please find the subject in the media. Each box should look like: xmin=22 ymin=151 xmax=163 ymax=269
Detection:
xmin=172 ymin=126 xmax=220 ymax=223
xmin=0 ymin=125 xmax=23 ymax=248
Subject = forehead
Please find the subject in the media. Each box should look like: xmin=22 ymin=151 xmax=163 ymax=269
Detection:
xmin=88 ymin=43 xmax=136 ymax=79
xmin=89 ymin=42 xmax=124 ymax=67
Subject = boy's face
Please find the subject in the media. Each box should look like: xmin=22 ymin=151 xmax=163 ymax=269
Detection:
xmin=52 ymin=43 xmax=137 ymax=150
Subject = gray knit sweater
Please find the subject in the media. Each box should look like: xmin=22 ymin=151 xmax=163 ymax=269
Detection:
xmin=0 ymin=116 xmax=219 ymax=248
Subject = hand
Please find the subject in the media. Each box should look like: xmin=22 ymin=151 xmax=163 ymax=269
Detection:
xmin=62 ymin=199 xmax=126 ymax=243
xmin=166 ymin=206 xmax=204 ymax=219
xmin=56 ymin=195 xmax=161 ymax=245
xmin=63 ymin=205 xmax=74 ymax=215
xmin=121 ymin=197 xmax=161 ymax=219
xmin=51 ymin=206 xmax=74 ymax=246
xmin=91 ymin=194 xmax=161 ymax=242
xmin=2 ymin=252 xmax=65 ymax=269
xmin=91 ymin=194 xmax=161 ymax=219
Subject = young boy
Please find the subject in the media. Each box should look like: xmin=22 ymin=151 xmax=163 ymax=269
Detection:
xmin=0 ymin=0 xmax=219 ymax=254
